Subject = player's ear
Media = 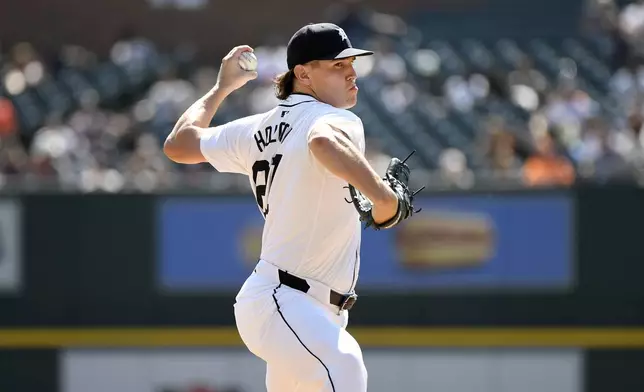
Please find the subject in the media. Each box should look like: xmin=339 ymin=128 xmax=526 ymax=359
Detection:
xmin=293 ymin=64 xmax=312 ymax=86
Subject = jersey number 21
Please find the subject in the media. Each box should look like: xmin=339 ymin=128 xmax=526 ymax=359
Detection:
xmin=252 ymin=154 xmax=283 ymax=217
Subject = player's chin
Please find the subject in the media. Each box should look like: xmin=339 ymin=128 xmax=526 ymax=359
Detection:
xmin=343 ymin=93 xmax=358 ymax=109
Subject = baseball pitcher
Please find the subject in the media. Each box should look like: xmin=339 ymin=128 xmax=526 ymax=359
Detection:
xmin=163 ymin=22 xmax=421 ymax=392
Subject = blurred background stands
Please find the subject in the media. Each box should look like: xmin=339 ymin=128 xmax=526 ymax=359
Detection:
xmin=0 ymin=0 xmax=644 ymax=193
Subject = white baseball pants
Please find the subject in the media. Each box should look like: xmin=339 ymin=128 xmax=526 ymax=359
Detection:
xmin=233 ymin=259 xmax=368 ymax=392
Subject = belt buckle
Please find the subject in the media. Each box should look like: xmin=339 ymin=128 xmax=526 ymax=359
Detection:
xmin=339 ymin=293 xmax=358 ymax=312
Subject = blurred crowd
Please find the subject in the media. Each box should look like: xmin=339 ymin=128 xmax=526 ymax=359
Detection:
xmin=1 ymin=0 xmax=644 ymax=192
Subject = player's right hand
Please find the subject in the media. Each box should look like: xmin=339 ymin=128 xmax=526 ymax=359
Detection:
xmin=216 ymin=45 xmax=258 ymax=93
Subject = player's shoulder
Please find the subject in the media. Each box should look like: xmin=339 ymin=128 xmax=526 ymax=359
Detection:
xmin=309 ymin=102 xmax=362 ymax=125
xmin=279 ymin=93 xmax=360 ymax=121
xmin=309 ymin=103 xmax=365 ymax=147
xmin=227 ymin=111 xmax=273 ymax=128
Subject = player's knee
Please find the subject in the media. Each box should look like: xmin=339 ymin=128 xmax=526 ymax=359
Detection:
xmin=329 ymin=352 xmax=367 ymax=391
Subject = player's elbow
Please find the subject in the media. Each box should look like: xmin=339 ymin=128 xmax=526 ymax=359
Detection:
xmin=162 ymin=138 xmax=187 ymax=163
xmin=163 ymin=127 xmax=206 ymax=164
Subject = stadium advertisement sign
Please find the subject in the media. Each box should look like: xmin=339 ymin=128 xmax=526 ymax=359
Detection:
xmin=158 ymin=193 xmax=572 ymax=293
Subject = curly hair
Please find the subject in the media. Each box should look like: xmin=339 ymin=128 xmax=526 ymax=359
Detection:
xmin=273 ymin=70 xmax=295 ymax=100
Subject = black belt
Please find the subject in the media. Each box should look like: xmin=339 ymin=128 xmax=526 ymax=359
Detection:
xmin=278 ymin=269 xmax=358 ymax=311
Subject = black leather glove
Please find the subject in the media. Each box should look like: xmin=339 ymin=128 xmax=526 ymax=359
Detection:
xmin=346 ymin=151 xmax=424 ymax=230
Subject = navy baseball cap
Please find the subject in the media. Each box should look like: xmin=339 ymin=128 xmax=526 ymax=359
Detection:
xmin=286 ymin=23 xmax=374 ymax=70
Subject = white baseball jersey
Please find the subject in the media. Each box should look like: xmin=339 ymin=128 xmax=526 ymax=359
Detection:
xmin=200 ymin=93 xmax=365 ymax=293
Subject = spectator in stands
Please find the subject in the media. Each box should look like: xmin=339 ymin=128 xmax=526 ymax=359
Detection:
xmin=618 ymin=0 xmax=644 ymax=60
xmin=591 ymin=139 xmax=637 ymax=183
xmin=582 ymin=0 xmax=620 ymax=36
xmin=573 ymin=116 xmax=638 ymax=183
xmin=191 ymin=66 xmax=220 ymax=97
xmin=253 ymin=44 xmax=288 ymax=84
xmin=437 ymin=148 xmax=474 ymax=188
xmin=380 ymin=80 xmax=416 ymax=114
xmin=609 ymin=61 xmax=639 ymax=110
xmin=523 ymin=131 xmax=576 ymax=187
xmin=569 ymin=116 xmax=606 ymax=163
xmin=508 ymin=56 xmax=549 ymax=96
xmin=481 ymin=126 xmax=523 ymax=179
xmin=145 ymin=64 xmax=197 ymax=141
xmin=2 ymin=5 xmax=644 ymax=191
xmin=544 ymin=80 xmax=599 ymax=129
xmin=583 ymin=0 xmax=631 ymax=71
xmin=110 ymin=27 xmax=158 ymax=79
xmin=0 ymin=98 xmax=17 ymax=138
xmin=366 ymin=35 xmax=416 ymax=114
xmin=371 ymin=36 xmax=407 ymax=83
xmin=443 ymin=74 xmax=475 ymax=112
xmin=0 ymin=136 xmax=30 ymax=177
xmin=29 ymin=112 xmax=82 ymax=181
xmin=121 ymin=132 xmax=173 ymax=191
xmin=611 ymin=110 xmax=644 ymax=173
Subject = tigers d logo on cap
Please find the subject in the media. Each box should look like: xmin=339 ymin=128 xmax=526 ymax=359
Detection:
xmin=286 ymin=23 xmax=374 ymax=70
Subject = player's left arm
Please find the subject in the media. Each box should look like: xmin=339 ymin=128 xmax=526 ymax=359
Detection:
xmin=163 ymin=45 xmax=257 ymax=164
xmin=312 ymin=111 xmax=423 ymax=230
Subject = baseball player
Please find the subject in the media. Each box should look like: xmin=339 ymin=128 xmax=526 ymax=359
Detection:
xmin=164 ymin=23 xmax=419 ymax=392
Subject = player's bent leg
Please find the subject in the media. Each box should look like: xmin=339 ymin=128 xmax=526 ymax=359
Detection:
xmin=233 ymin=271 xmax=282 ymax=359
xmin=233 ymin=273 xmax=326 ymax=391
xmin=331 ymin=328 xmax=368 ymax=391
xmin=260 ymin=284 xmax=368 ymax=392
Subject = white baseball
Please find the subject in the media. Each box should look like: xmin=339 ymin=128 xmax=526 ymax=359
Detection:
xmin=238 ymin=51 xmax=258 ymax=72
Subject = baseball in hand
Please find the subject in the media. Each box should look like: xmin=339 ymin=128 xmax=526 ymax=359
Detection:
xmin=238 ymin=51 xmax=258 ymax=72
